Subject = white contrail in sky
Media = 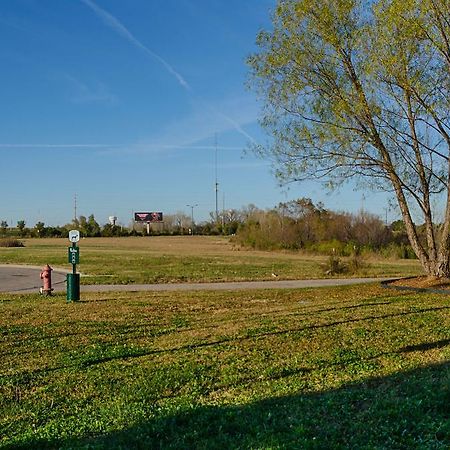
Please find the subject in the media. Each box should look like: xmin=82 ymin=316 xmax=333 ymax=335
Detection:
xmin=0 ymin=144 xmax=110 ymax=148
xmin=0 ymin=143 xmax=243 ymax=150
xmin=217 ymin=111 xmax=257 ymax=144
xmin=80 ymin=0 xmax=190 ymax=90
xmin=80 ymin=0 xmax=256 ymax=143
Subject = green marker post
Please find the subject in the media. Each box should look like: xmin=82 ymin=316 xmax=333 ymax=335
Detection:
xmin=67 ymin=230 xmax=80 ymax=302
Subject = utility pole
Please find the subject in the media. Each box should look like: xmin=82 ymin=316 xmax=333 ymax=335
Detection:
xmin=215 ymin=133 xmax=219 ymax=222
xmin=187 ymin=204 xmax=198 ymax=234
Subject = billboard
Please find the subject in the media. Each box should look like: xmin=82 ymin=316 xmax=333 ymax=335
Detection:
xmin=134 ymin=212 xmax=163 ymax=223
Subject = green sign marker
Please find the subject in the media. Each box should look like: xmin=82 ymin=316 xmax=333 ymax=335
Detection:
xmin=68 ymin=246 xmax=80 ymax=264
xmin=67 ymin=230 xmax=80 ymax=303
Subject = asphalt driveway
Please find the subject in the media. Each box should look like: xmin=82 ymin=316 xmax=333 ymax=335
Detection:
xmin=0 ymin=264 xmax=390 ymax=294
xmin=0 ymin=265 xmax=68 ymax=293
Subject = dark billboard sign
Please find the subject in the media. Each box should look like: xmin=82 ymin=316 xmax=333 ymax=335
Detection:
xmin=134 ymin=212 xmax=163 ymax=223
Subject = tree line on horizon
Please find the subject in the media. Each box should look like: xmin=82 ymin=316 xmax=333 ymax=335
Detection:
xmin=0 ymin=198 xmax=418 ymax=259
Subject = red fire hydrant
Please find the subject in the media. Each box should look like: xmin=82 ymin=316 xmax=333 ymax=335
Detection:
xmin=40 ymin=264 xmax=53 ymax=296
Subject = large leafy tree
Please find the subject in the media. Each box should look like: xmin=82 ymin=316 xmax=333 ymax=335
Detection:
xmin=248 ymin=0 xmax=450 ymax=277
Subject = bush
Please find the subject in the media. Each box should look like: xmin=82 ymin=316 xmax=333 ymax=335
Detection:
xmin=380 ymin=242 xmax=416 ymax=259
xmin=307 ymin=240 xmax=348 ymax=256
xmin=347 ymin=253 xmax=366 ymax=274
xmin=0 ymin=238 xmax=24 ymax=247
xmin=322 ymin=254 xmax=347 ymax=275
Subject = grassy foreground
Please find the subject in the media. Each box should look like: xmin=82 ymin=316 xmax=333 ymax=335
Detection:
xmin=0 ymin=236 xmax=421 ymax=284
xmin=1 ymin=284 xmax=449 ymax=449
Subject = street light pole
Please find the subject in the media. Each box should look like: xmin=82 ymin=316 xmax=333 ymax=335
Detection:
xmin=186 ymin=204 xmax=198 ymax=235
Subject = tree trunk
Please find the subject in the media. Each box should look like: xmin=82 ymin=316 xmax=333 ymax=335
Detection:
xmin=435 ymin=255 xmax=450 ymax=278
xmin=435 ymin=182 xmax=450 ymax=277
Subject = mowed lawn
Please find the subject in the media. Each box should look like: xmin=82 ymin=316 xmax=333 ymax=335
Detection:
xmin=0 ymin=236 xmax=421 ymax=284
xmin=1 ymin=284 xmax=449 ymax=449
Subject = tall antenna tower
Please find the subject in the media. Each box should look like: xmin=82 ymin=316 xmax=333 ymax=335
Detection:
xmin=74 ymin=193 xmax=77 ymax=223
xmin=215 ymin=133 xmax=219 ymax=222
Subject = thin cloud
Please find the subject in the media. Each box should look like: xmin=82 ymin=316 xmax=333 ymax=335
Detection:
xmin=0 ymin=95 xmax=258 ymax=154
xmin=192 ymin=97 xmax=257 ymax=145
xmin=0 ymin=144 xmax=111 ymax=148
xmin=216 ymin=110 xmax=256 ymax=144
xmin=147 ymin=94 xmax=259 ymax=150
xmin=0 ymin=143 xmax=243 ymax=151
xmin=96 ymin=144 xmax=245 ymax=156
xmin=79 ymin=0 xmax=257 ymax=143
xmin=64 ymin=74 xmax=117 ymax=104
xmin=198 ymin=161 xmax=270 ymax=170
xmin=80 ymin=0 xmax=190 ymax=90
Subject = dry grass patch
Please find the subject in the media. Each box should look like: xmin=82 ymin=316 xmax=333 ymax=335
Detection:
xmin=0 ymin=236 xmax=421 ymax=285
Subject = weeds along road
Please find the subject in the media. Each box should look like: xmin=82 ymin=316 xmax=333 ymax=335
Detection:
xmin=0 ymin=264 xmax=392 ymax=294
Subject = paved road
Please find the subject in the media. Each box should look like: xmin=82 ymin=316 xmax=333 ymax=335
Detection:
xmin=0 ymin=265 xmax=68 ymax=293
xmin=0 ymin=264 xmax=390 ymax=294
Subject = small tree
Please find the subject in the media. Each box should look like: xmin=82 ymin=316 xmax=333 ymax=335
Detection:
xmin=102 ymin=223 xmax=124 ymax=237
xmin=17 ymin=220 xmax=26 ymax=237
xmin=34 ymin=221 xmax=45 ymax=237
xmin=0 ymin=221 xmax=8 ymax=235
xmin=78 ymin=216 xmax=88 ymax=236
xmin=87 ymin=214 xmax=101 ymax=237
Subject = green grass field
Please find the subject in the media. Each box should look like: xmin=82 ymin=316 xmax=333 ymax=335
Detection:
xmin=1 ymin=284 xmax=449 ymax=449
xmin=0 ymin=236 xmax=421 ymax=284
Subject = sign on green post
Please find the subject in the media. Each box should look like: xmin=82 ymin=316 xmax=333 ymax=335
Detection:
xmin=67 ymin=230 xmax=81 ymax=302
xmin=68 ymin=246 xmax=80 ymax=264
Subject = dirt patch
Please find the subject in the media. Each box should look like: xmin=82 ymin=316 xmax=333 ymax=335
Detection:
xmin=391 ymin=276 xmax=450 ymax=291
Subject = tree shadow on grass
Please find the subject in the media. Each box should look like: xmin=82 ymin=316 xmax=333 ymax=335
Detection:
xmin=8 ymin=361 xmax=450 ymax=450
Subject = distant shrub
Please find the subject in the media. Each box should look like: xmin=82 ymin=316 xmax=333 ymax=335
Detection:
xmin=307 ymin=240 xmax=348 ymax=256
xmin=0 ymin=238 xmax=24 ymax=247
xmin=322 ymin=254 xmax=347 ymax=276
xmin=347 ymin=253 xmax=367 ymax=274
xmin=380 ymin=243 xmax=416 ymax=259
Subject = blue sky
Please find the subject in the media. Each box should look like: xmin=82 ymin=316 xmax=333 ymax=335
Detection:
xmin=0 ymin=0 xmax=393 ymax=227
